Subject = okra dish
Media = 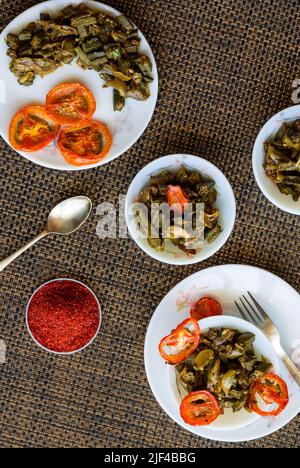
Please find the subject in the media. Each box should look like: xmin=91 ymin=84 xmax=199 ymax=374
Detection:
xmin=158 ymin=297 xmax=289 ymax=426
xmin=6 ymin=3 xmax=153 ymax=111
xmin=176 ymin=328 xmax=273 ymax=413
xmin=138 ymin=166 xmax=222 ymax=257
xmin=264 ymin=120 xmax=300 ymax=201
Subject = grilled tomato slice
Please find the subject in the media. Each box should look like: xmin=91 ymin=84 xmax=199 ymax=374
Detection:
xmin=46 ymin=83 xmax=96 ymax=126
xmin=180 ymin=391 xmax=221 ymax=426
xmin=190 ymin=297 xmax=222 ymax=320
xmin=58 ymin=120 xmax=112 ymax=166
xmin=9 ymin=105 xmax=60 ymax=152
xmin=248 ymin=373 xmax=289 ymax=417
xmin=158 ymin=318 xmax=200 ymax=364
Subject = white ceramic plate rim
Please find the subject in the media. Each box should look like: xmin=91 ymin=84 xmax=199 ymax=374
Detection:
xmin=0 ymin=0 xmax=158 ymax=171
xmin=252 ymin=105 xmax=300 ymax=215
xmin=125 ymin=154 xmax=236 ymax=265
xmin=26 ymin=278 xmax=102 ymax=355
xmin=144 ymin=264 xmax=300 ymax=442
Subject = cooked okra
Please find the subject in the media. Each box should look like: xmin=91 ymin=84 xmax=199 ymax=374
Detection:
xmin=176 ymin=328 xmax=272 ymax=412
xmin=264 ymin=120 xmax=300 ymax=201
xmin=6 ymin=3 xmax=153 ymax=111
xmin=138 ymin=166 xmax=222 ymax=257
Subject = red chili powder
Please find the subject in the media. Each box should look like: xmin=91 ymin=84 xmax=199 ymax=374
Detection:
xmin=27 ymin=280 xmax=100 ymax=353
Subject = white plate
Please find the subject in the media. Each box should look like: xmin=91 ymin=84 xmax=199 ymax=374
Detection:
xmin=144 ymin=265 xmax=300 ymax=442
xmin=0 ymin=0 xmax=158 ymax=171
xmin=252 ymin=105 xmax=300 ymax=215
xmin=125 ymin=154 xmax=236 ymax=265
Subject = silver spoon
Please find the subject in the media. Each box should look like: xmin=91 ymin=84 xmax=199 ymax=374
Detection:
xmin=0 ymin=196 xmax=92 ymax=272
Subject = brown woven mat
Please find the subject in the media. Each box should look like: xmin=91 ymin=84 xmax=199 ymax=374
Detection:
xmin=0 ymin=0 xmax=299 ymax=448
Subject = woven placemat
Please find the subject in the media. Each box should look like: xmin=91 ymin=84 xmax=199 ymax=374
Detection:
xmin=0 ymin=0 xmax=299 ymax=448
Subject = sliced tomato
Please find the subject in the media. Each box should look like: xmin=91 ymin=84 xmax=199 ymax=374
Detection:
xmin=180 ymin=391 xmax=221 ymax=426
xmin=46 ymin=83 xmax=96 ymax=126
xmin=166 ymin=186 xmax=189 ymax=214
xmin=58 ymin=120 xmax=112 ymax=166
xmin=9 ymin=105 xmax=60 ymax=152
xmin=158 ymin=318 xmax=200 ymax=365
xmin=248 ymin=373 xmax=289 ymax=417
xmin=190 ymin=297 xmax=222 ymax=320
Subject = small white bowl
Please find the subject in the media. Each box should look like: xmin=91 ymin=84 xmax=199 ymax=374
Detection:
xmin=26 ymin=278 xmax=102 ymax=355
xmin=253 ymin=105 xmax=300 ymax=215
xmin=125 ymin=154 xmax=236 ymax=265
xmin=169 ymin=315 xmax=281 ymax=431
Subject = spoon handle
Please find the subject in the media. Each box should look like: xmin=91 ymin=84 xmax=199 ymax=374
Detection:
xmin=0 ymin=230 xmax=48 ymax=273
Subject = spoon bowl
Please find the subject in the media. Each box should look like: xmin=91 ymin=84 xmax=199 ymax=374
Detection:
xmin=47 ymin=196 xmax=92 ymax=235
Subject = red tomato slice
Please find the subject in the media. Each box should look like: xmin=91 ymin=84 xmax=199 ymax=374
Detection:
xmin=158 ymin=318 xmax=200 ymax=364
xmin=180 ymin=391 xmax=221 ymax=426
xmin=9 ymin=105 xmax=60 ymax=152
xmin=58 ymin=120 xmax=112 ymax=166
xmin=248 ymin=373 xmax=289 ymax=417
xmin=166 ymin=185 xmax=189 ymax=213
xmin=46 ymin=83 xmax=96 ymax=126
xmin=190 ymin=297 xmax=222 ymax=320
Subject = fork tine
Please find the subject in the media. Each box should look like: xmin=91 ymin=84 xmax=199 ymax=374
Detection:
xmin=239 ymin=296 xmax=261 ymax=328
xmin=243 ymin=295 xmax=265 ymax=327
xmin=247 ymin=292 xmax=269 ymax=321
xmin=235 ymin=300 xmax=248 ymax=322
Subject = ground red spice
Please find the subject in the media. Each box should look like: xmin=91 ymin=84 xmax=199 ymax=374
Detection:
xmin=27 ymin=280 xmax=100 ymax=353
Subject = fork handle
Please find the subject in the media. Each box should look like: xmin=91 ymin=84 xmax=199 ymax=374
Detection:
xmin=277 ymin=345 xmax=300 ymax=388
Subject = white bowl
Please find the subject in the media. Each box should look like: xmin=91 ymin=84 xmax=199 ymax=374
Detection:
xmin=26 ymin=278 xmax=102 ymax=355
xmin=125 ymin=154 xmax=236 ymax=265
xmin=168 ymin=315 xmax=280 ymax=431
xmin=253 ymin=105 xmax=300 ymax=215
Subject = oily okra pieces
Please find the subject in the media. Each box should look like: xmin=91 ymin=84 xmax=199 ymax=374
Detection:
xmin=264 ymin=120 xmax=300 ymax=201
xmin=138 ymin=166 xmax=222 ymax=257
xmin=176 ymin=328 xmax=272 ymax=413
xmin=6 ymin=3 xmax=153 ymax=111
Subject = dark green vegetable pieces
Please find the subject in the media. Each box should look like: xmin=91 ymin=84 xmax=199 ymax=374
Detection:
xmin=6 ymin=3 xmax=153 ymax=111
xmin=176 ymin=327 xmax=272 ymax=412
xmin=138 ymin=166 xmax=222 ymax=257
xmin=264 ymin=120 xmax=300 ymax=201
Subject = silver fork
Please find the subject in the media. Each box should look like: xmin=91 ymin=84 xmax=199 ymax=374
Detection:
xmin=235 ymin=292 xmax=300 ymax=387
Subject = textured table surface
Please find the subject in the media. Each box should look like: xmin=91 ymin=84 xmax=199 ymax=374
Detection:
xmin=0 ymin=0 xmax=299 ymax=448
